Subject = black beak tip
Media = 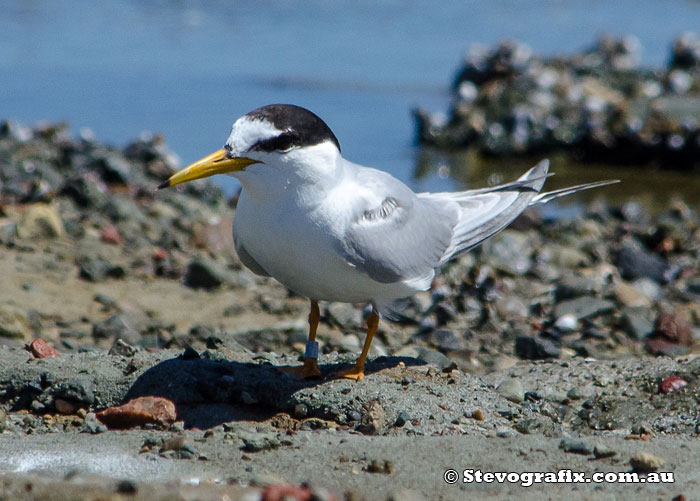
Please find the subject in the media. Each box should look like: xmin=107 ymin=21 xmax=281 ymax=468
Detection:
xmin=157 ymin=180 xmax=170 ymax=190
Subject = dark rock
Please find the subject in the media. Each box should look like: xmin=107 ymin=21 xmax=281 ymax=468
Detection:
xmin=52 ymin=378 xmax=95 ymax=406
xmin=616 ymin=242 xmax=676 ymax=284
xmin=185 ymin=257 xmax=233 ymax=289
xmin=420 ymin=329 xmax=463 ymax=352
xmin=515 ymin=335 xmax=561 ymax=360
xmin=394 ymin=411 xmax=411 ymax=427
xmin=77 ymin=256 xmax=126 ymax=282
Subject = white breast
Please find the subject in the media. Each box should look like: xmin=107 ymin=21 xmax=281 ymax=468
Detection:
xmin=232 ymin=182 xmax=417 ymax=304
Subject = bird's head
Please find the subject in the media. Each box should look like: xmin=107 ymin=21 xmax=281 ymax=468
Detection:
xmin=158 ymin=104 xmax=342 ymax=191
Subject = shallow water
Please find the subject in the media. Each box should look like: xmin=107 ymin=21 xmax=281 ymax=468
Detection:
xmin=1 ymin=0 xmax=699 ymax=203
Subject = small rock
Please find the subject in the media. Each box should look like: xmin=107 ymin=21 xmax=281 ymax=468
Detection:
xmin=81 ymin=420 xmax=108 ymax=434
xmin=555 ymin=275 xmax=599 ymax=302
xmin=660 ymin=375 xmax=688 ymax=394
xmin=77 ymin=256 xmax=126 ymax=282
xmin=238 ymin=431 xmax=280 ymax=452
xmin=28 ymin=338 xmax=60 ymax=358
xmin=614 ymin=281 xmax=652 ymax=308
xmin=366 ymin=459 xmax=394 ymax=474
xmin=593 ymin=444 xmax=617 ymax=459
xmin=497 ymin=379 xmax=524 ymax=404
xmin=630 ymin=452 xmax=665 ymax=472
xmin=100 ymin=225 xmax=123 ymax=245
xmin=620 ymin=308 xmax=654 ymax=341
xmin=559 ymin=437 xmax=592 ymax=455
xmin=515 ymin=335 xmax=561 ymax=359
xmin=54 ymin=398 xmax=78 ymax=415
xmin=646 ymin=337 xmax=689 ymax=357
xmin=52 ymin=378 xmax=95 ymax=407
xmin=359 ymin=399 xmax=387 ymax=435
xmin=96 ymin=396 xmax=177 ymax=429
xmin=471 ymin=409 xmax=485 ymax=421
xmin=654 ymin=312 xmax=692 ymax=346
xmin=294 ymin=404 xmax=308 ymax=418
xmin=108 ymin=339 xmax=138 ymax=357
xmin=184 ymin=256 xmax=233 ymax=289
xmin=17 ymin=204 xmax=64 ymax=239
xmin=616 ymin=242 xmax=676 ymax=284
xmin=92 ymin=313 xmax=142 ymax=343
xmin=554 ymin=314 xmax=578 ymax=332
xmin=483 ymin=231 xmax=532 ymax=275
xmin=0 ymin=303 xmax=31 ymax=340
xmin=553 ymin=296 xmax=615 ymax=320
xmin=394 ymin=411 xmax=411 ymax=427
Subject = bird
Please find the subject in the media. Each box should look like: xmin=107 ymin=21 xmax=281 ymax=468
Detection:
xmin=158 ymin=104 xmax=617 ymax=381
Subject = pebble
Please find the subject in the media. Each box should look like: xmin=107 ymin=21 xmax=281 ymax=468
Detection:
xmin=497 ymin=379 xmax=524 ymax=404
xmin=593 ymin=444 xmax=617 ymax=459
xmin=359 ymin=399 xmax=387 ymax=435
xmin=553 ymin=297 xmax=615 ymax=321
xmin=108 ymin=339 xmax=138 ymax=357
xmin=620 ymin=308 xmax=654 ymax=341
xmin=28 ymin=338 xmax=60 ymax=358
xmin=394 ymin=410 xmax=411 ymax=427
xmin=630 ymin=452 xmax=665 ymax=472
xmin=614 ymin=281 xmax=652 ymax=308
xmin=238 ymin=431 xmax=281 ymax=452
xmin=96 ymin=396 xmax=176 ymax=429
xmin=17 ymin=204 xmax=64 ymax=239
xmin=184 ymin=256 xmax=232 ymax=289
xmin=660 ymin=375 xmax=688 ymax=394
xmin=515 ymin=335 xmax=561 ymax=360
xmin=559 ymin=437 xmax=593 ymax=455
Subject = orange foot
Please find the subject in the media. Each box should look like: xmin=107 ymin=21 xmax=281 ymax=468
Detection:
xmin=332 ymin=364 xmax=365 ymax=381
xmin=279 ymin=358 xmax=322 ymax=380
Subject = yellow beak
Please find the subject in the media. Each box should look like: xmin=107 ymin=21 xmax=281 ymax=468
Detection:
xmin=157 ymin=148 xmax=258 ymax=189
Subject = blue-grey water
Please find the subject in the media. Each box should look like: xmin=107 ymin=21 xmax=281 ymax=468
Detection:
xmin=2 ymin=0 xmax=699 ymax=202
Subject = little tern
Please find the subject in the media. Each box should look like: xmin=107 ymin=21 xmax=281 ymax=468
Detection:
xmin=158 ymin=104 xmax=617 ymax=380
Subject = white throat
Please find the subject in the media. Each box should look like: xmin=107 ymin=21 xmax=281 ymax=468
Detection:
xmin=233 ymin=141 xmax=343 ymax=203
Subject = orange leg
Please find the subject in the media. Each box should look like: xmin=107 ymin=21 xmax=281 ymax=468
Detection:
xmin=334 ymin=307 xmax=379 ymax=381
xmin=280 ymin=300 xmax=322 ymax=379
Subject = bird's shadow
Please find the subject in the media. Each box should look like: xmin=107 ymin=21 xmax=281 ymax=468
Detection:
xmin=124 ymin=354 xmax=425 ymax=430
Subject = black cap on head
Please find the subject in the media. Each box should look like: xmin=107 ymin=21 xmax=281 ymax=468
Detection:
xmin=246 ymin=104 xmax=341 ymax=153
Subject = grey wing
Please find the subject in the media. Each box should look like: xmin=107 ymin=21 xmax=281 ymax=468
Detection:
xmin=338 ymin=169 xmax=458 ymax=284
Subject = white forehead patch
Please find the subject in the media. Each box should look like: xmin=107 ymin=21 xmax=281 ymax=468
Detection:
xmin=225 ymin=116 xmax=285 ymax=155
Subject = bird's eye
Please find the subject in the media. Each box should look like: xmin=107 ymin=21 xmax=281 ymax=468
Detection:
xmin=251 ymin=132 xmax=298 ymax=153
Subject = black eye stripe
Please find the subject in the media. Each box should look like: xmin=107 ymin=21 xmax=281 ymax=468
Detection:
xmin=250 ymin=131 xmax=300 ymax=153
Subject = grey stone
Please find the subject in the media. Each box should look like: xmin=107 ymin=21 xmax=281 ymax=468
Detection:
xmin=559 ymin=437 xmax=592 ymax=455
xmin=616 ymin=242 xmax=676 ymax=284
xmin=553 ymin=296 xmax=615 ymax=320
xmin=497 ymin=379 xmax=524 ymax=404
xmin=52 ymin=378 xmax=95 ymax=406
xmin=620 ymin=308 xmax=654 ymax=341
